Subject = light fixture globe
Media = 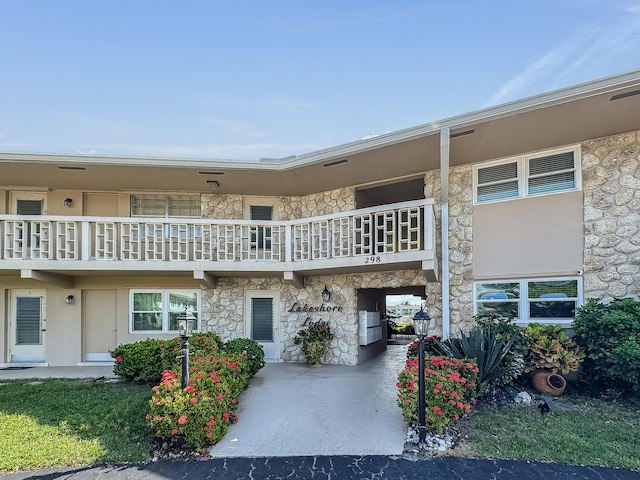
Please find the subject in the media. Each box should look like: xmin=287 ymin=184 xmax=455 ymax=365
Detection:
xmin=177 ymin=308 xmax=196 ymax=337
xmin=413 ymin=306 xmax=431 ymax=337
xmin=321 ymin=285 xmax=331 ymax=302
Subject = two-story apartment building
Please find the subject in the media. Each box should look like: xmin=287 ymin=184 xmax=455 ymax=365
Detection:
xmin=2 ymin=69 xmax=640 ymax=367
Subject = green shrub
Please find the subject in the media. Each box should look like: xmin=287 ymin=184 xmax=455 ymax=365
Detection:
xmin=406 ymin=336 xmax=445 ymax=359
xmin=111 ymin=339 xmax=163 ymax=382
xmin=396 ymin=355 xmax=478 ymax=433
xmin=223 ymin=338 xmax=266 ymax=378
xmin=574 ymin=297 xmax=640 ymax=393
xmin=112 ymin=333 xmax=223 ymax=383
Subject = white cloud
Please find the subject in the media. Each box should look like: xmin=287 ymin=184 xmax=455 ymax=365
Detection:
xmin=485 ymin=7 xmax=640 ymax=107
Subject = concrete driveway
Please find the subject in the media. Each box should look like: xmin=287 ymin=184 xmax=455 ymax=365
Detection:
xmin=209 ymin=344 xmax=408 ymax=457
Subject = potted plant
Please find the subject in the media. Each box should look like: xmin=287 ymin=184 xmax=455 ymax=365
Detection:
xmin=521 ymin=323 xmax=585 ymax=395
xmin=293 ymin=321 xmax=334 ymax=366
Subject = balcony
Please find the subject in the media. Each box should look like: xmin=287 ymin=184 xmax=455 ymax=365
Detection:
xmin=0 ymin=199 xmax=438 ymax=287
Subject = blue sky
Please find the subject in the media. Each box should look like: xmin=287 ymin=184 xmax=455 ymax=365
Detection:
xmin=1 ymin=1 xmax=639 ymax=160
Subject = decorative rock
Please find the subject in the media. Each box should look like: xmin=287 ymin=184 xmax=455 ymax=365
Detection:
xmin=515 ymin=391 xmax=532 ymax=404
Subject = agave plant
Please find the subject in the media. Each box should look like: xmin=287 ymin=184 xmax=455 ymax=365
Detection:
xmin=436 ymin=325 xmax=517 ymax=391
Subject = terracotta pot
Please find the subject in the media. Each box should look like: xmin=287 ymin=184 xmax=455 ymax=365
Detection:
xmin=531 ymin=370 xmax=567 ymax=396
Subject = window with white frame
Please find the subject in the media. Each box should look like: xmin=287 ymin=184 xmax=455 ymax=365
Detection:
xmin=130 ymin=290 xmax=199 ymax=333
xmin=474 ymin=278 xmax=581 ymax=324
xmin=474 ymin=147 xmax=579 ymax=204
xmin=131 ymin=195 xmax=201 ymax=218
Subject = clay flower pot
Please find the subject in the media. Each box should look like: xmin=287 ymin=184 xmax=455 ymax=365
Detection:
xmin=531 ymin=370 xmax=567 ymax=396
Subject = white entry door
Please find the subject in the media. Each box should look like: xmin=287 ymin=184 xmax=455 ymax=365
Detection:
xmin=9 ymin=290 xmax=46 ymax=363
xmin=245 ymin=291 xmax=280 ymax=361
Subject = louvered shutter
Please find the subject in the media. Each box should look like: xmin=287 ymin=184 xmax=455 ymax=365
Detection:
xmin=251 ymin=297 xmax=273 ymax=342
xmin=16 ymin=297 xmax=41 ymax=345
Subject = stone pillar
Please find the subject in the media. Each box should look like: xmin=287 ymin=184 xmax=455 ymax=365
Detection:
xmin=582 ymin=130 xmax=640 ymax=302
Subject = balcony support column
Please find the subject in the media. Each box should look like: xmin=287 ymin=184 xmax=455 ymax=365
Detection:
xmin=194 ymin=270 xmax=216 ymax=289
xmin=283 ymin=271 xmax=304 ymax=289
xmin=440 ymin=127 xmax=451 ymax=340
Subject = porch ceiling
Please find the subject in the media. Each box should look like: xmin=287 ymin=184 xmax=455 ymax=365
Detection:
xmin=2 ymin=70 xmax=640 ymax=197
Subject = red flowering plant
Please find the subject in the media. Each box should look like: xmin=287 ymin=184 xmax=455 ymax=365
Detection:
xmin=147 ymin=368 xmax=239 ymax=448
xmin=396 ymin=355 xmax=479 ymax=433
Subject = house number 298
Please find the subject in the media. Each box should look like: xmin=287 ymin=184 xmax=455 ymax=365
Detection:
xmin=364 ymin=256 xmax=381 ymax=264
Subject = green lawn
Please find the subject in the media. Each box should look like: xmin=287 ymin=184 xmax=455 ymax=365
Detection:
xmin=1 ymin=379 xmax=639 ymax=473
xmin=0 ymin=379 xmax=152 ymax=473
xmin=454 ymin=393 xmax=640 ymax=471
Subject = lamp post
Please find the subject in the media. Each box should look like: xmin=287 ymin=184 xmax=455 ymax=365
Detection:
xmin=413 ymin=303 xmax=432 ymax=443
xmin=176 ymin=308 xmax=196 ymax=390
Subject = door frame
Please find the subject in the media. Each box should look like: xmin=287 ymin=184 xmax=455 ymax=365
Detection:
xmin=8 ymin=289 xmax=47 ymax=363
xmin=244 ymin=290 xmax=280 ymax=361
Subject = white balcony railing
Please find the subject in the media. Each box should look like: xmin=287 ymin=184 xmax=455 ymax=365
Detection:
xmin=0 ymin=199 xmax=435 ymax=271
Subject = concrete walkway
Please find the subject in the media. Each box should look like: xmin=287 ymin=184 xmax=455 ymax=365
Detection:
xmin=209 ymin=344 xmax=408 ymax=457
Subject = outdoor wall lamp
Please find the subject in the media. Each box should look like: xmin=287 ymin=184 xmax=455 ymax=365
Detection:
xmin=176 ymin=308 xmax=196 ymax=389
xmin=65 ymin=295 xmax=74 ymax=305
xmin=321 ymin=285 xmax=331 ymax=302
xmin=63 ymin=197 xmax=73 ymax=207
xmin=413 ymin=302 xmax=432 ymax=443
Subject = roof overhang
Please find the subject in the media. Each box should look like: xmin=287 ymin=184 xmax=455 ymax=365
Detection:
xmin=2 ymin=69 xmax=640 ymax=196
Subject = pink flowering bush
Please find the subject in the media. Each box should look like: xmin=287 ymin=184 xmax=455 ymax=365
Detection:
xmin=147 ymin=353 xmax=250 ymax=448
xmin=396 ymin=355 xmax=479 ymax=433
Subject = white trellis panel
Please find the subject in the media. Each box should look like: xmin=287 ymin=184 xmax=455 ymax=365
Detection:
xmin=293 ymin=223 xmax=311 ymax=261
xmin=56 ymin=221 xmax=78 ymax=260
xmin=331 ymin=217 xmax=351 ymax=257
xmin=396 ymin=207 xmax=422 ymax=252
xmin=311 ymin=220 xmax=330 ymax=259
xmin=29 ymin=221 xmax=51 ymax=259
xmin=143 ymin=223 xmax=165 ymax=260
xmin=352 ymin=214 xmax=373 ymax=256
xmin=240 ymin=224 xmax=281 ymax=261
xmin=374 ymin=211 xmax=396 ymax=254
xmin=95 ymin=222 xmax=116 ymax=260
xmin=120 ymin=223 xmax=141 ymax=260
xmin=3 ymin=221 xmax=24 ymax=259
xmin=169 ymin=224 xmax=190 ymax=261
xmin=193 ymin=224 xmax=214 ymax=261
xmin=216 ymin=225 xmax=236 ymax=261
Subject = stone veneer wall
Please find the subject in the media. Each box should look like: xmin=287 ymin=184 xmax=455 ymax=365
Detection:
xmin=278 ymin=187 xmax=356 ymax=220
xmin=582 ymin=130 xmax=640 ymax=302
xmin=424 ymin=165 xmax=475 ymax=335
xmin=198 ymin=186 xmax=432 ymax=365
xmin=200 ymin=270 xmax=429 ymax=365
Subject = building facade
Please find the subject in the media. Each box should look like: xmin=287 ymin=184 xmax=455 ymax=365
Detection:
xmin=1 ymin=70 xmax=640 ymax=367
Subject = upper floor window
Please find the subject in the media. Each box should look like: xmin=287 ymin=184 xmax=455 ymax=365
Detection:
xmin=131 ymin=195 xmax=201 ymax=218
xmin=474 ymin=277 xmax=581 ymax=325
xmin=474 ymin=147 xmax=580 ymax=204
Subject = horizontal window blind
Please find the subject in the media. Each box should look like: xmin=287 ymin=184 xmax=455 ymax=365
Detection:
xmin=476 ymin=162 xmax=519 ymax=203
xmin=528 ymin=151 xmax=575 ymax=195
xmin=16 ymin=297 xmax=41 ymax=345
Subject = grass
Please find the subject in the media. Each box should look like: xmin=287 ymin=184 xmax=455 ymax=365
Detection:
xmin=0 ymin=379 xmax=152 ymax=473
xmin=454 ymin=392 xmax=640 ymax=471
xmin=2 ymin=378 xmax=639 ymax=473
